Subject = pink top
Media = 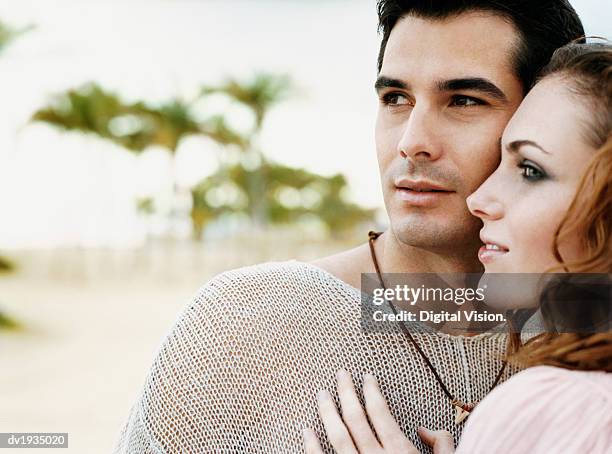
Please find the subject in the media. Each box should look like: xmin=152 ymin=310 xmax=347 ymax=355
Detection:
xmin=456 ymin=365 xmax=612 ymax=454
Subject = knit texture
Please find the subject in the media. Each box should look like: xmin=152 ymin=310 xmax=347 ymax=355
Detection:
xmin=114 ymin=260 xmax=517 ymax=453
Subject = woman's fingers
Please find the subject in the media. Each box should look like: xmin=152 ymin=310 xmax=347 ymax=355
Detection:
xmin=316 ymin=373 xmax=421 ymax=454
xmin=336 ymin=369 xmax=381 ymax=452
xmin=317 ymin=389 xmax=359 ymax=454
xmin=362 ymin=374 xmax=417 ymax=453
xmin=303 ymin=428 xmax=325 ymax=454
xmin=417 ymin=427 xmax=455 ymax=454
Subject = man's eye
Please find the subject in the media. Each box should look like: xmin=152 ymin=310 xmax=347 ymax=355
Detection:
xmin=451 ymin=96 xmax=484 ymax=107
xmin=518 ymin=160 xmax=546 ymax=182
xmin=381 ymin=93 xmax=411 ymax=106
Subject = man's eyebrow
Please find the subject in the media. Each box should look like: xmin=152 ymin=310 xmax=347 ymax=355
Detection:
xmin=374 ymin=76 xmax=409 ymax=92
xmin=507 ymin=140 xmax=551 ymax=155
xmin=437 ymin=78 xmax=508 ymax=102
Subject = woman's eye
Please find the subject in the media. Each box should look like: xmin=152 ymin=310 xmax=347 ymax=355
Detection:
xmin=518 ymin=160 xmax=546 ymax=182
xmin=451 ymin=96 xmax=483 ymax=107
xmin=381 ymin=93 xmax=411 ymax=106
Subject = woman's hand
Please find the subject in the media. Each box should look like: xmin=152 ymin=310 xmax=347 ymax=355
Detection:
xmin=303 ymin=369 xmax=455 ymax=454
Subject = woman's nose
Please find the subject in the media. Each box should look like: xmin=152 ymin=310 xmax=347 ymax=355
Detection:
xmin=467 ymin=190 xmax=504 ymax=221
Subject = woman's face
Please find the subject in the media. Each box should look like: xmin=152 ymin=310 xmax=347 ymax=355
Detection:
xmin=467 ymin=76 xmax=597 ymax=273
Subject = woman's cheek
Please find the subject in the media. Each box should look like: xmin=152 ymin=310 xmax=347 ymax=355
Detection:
xmin=517 ymin=192 xmax=572 ymax=271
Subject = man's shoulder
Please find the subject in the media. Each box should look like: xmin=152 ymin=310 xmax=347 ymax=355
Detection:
xmin=208 ymin=259 xmax=309 ymax=287
xmin=166 ymin=259 xmax=363 ymax=346
xmin=309 ymin=242 xmax=373 ymax=291
xmin=190 ymin=259 xmax=360 ymax=311
xmin=202 ymin=259 xmax=331 ymax=292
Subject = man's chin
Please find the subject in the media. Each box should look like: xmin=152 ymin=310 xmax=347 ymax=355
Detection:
xmin=392 ymin=221 xmax=464 ymax=250
xmin=390 ymin=215 xmax=480 ymax=251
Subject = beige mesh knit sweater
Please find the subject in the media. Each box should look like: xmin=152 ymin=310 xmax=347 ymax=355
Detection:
xmin=114 ymin=260 xmax=516 ymax=453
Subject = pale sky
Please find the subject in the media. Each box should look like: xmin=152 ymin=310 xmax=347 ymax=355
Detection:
xmin=0 ymin=0 xmax=609 ymax=248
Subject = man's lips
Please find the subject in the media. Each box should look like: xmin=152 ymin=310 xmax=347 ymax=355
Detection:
xmin=394 ymin=179 xmax=454 ymax=207
xmin=478 ymin=236 xmax=509 ymax=264
xmin=394 ymin=178 xmax=452 ymax=192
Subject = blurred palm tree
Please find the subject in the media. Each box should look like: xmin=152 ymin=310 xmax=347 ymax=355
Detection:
xmin=201 ymin=73 xmax=292 ymax=228
xmin=0 ymin=20 xmax=34 ymax=53
xmin=0 ymin=19 xmax=30 ymax=318
xmin=202 ymin=72 xmax=292 ymax=131
xmin=32 ymin=84 xmax=246 ymax=153
xmin=0 ymin=255 xmax=14 ymax=272
xmin=32 ymin=75 xmax=375 ymax=240
xmin=32 ymin=83 xmax=247 ymax=229
xmin=0 ymin=311 xmax=19 ymax=330
xmin=0 ymin=245 xmax=17 ymax=331
xmin=191 ymin=160 xmax=375 ymax=239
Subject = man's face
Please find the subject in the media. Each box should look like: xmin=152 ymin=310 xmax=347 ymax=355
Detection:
xmin=375 ymin=12 xmax=523 ymax=253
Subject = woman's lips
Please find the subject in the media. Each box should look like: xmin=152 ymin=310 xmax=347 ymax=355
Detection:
xmin=478 ymin=243 xmax=509 ymax=264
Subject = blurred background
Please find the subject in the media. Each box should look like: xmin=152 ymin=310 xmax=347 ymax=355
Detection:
xmin=0 ymin=1 xmax=609 ymax=452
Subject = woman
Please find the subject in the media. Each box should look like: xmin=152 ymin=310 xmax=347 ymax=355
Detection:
xmin=304 ymin=42 xmax=612 ymax=454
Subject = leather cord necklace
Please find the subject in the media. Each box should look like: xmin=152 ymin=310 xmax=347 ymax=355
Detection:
xmin=367 ymin=230 xmax=507 ymax=424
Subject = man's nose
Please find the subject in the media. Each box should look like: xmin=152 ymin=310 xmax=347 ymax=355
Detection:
xmin=397 ymin=105 xmax=442 ymax=161
xmin=466 ymin=184 xmax=504 ymax=221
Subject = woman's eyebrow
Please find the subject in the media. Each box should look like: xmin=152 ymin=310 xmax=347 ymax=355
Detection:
xmin=507 ymin=140 xmax=551 ymax=154
xmin=437 ymin=77 xmax=508 ymax=102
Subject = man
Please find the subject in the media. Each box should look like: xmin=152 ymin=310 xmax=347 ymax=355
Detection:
xmin=114 ymin=1 xmax=584 ymax=453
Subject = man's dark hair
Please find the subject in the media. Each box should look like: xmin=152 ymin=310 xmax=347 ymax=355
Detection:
xmin=376 ymin=0 xmax=585 ymax=93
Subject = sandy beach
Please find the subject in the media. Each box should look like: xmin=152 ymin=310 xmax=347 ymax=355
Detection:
xmin=0 ymin=236 xmax=354 ymax=453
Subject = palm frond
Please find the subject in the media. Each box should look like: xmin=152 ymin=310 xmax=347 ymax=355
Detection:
xmin=0 ymin=20 xmax=35 ymax=54
xmin=0 ymin=254 xmax=15 ymax=273
xmin=0 ymin=309 xmax=19 ymax=330
xmin=202 ymin=73 xmax=293 ymax=130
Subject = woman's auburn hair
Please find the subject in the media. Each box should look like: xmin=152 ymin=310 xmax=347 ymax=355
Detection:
xmin=508 ymin=42 xmax=612 ymax=372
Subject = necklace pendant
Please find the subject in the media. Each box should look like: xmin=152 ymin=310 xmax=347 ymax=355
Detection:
xmin=452 ymin=400 xmax=475 ymax=425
